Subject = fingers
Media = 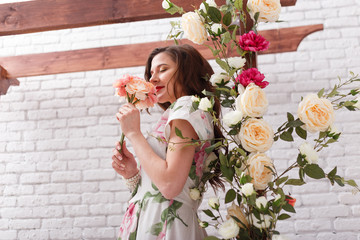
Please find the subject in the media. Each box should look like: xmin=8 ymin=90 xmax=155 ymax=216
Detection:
xmin=112 ymin=155 xmax=125 ymax=170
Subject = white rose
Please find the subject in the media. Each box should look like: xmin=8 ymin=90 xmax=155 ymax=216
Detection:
xmin=199 ymin=0 xmax=217 ymax=13
xmin=228 ymin=57 xmax=246 ymax=69
xmin=204 ymin=152 xmax=217 ymax=172
xmin=198 ymin=97 xmax=212 ymax=111
xmin=297 ymin=93 xmax=335 ymax=133
xmin=199 ymin=221 xmax=209 ymax=228
xmin=189 ymin=188 xmax=201 ymax=200
xmin=238 ymin=118 xmax=274 ymax=153
xmin=191 ymin=95 xmax=200 ymax=102
xmin=241 ymin=183 xmax=255 ymax=196
xmin=272 ymin=234 xmax=291 ymax=240
xmin=239 ymin=83 xmax=268 ymax=117
xmin=223 ymin=111 xmax=243 ymax=127
xmin=162 ymin=0 xmax=170 ymax=10
xmin=210 ymin=72 xmax=230 ymax=86
xmin=208 ymin=197 xmax=220 ymax=209
xmin=181 ymin=12 xmax=208 ymax=45
xmin=354 ymin=97 xmax=360 ymax=109
xmin=218 ymin=218 xmax=240 ymax=239
xmin=247 ymin=0 xmax=281 ymax=23
xmin=251 ymin=213 xmax=271 ymax=229
xmin=211 ymin=23 xmax=222 ymax=34
xmin=299 ymin=142 xmax=318 ymax=164
xmin=255 ymin=196 xmax=268 ymax=209
xmin=247 ymin=152 xmax=274 ymax=190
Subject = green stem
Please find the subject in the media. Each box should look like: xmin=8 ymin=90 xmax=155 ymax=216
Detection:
xmin=118 ymin=133 xmax=125 ymax=153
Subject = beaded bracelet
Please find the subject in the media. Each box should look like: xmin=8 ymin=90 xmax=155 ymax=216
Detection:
xmin=124 ymin=170 xmax=141 ymax=192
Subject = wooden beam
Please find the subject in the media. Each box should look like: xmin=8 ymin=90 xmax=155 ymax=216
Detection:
xmin=0 ymin=24 xmax=320 ymax=79
xmin=0 ymin=66 xmax=19 ymax=95
xmin=0 ymin=0 xmax=296 ymax=37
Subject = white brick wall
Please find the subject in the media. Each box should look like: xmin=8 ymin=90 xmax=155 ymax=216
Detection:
xmin=0 ymin=0 xmax=359 ymax=239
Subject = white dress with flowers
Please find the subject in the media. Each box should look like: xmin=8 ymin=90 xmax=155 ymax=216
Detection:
xmin=118 ymin=96 xmax=215 ymax=240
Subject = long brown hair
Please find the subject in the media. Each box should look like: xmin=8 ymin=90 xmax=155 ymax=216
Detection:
xmin=144 ymin=44 xmax=224 ymax=191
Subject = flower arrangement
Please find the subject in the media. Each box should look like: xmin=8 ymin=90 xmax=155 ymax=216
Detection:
xmin=162 ymin=0 xmax=360 ymax=239
xmin=113 ymin=74 xmax=157 ymax=150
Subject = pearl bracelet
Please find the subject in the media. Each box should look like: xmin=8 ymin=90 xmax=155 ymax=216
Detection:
xmin=124 ymin=171 xmax=141 ymax=192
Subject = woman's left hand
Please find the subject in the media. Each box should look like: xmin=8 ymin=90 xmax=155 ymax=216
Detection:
xmin=116 ymin=103 xmax=141 ymax=139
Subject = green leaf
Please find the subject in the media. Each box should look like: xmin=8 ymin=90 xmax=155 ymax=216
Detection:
xmin=175 ymin=127 xmax=185 ymax=139
xmin=287 ymin=112 xmax=294 ymax=122
xmin=276 ymin=176 xmax=289 ymax=186
xmin=215 ymin=58 xmax=229 ymax=72
xmin=222 ymin=12 xmax=232 ymax=26
xmin=150 ymin=222 xmax=163 ymax=236
xmin=221 ymin=31 xmax=232 ymax=44
xmin=282 ymin=203 xmax=296 ymax=213
xmin=334 ymin=175 xmax=345 ymax=186
xmin=346 ymin=179 xmax=358 ymax=187
xmin=304 ymin=164 xmax=325 ymax=179
xmin=317 ymin=88 xmax=325 ymax=98
xmin=219 ymin=151 xmax=228 ymax=166
xmin=295 ymin=126 xmax=307 ymax=140
xmin=288 ymin=119 xmax=304 ymax=128
xmin=234 ymin=0 xmax=243 ymax=10
xmin=203 ymin=209 xmax=215 ymax=218
xmin=208 ymin=7 xmax=222 ymax=23
xmin=280 ymin=131 xmax=294 ymax=142
xmin=278 ymin=213 xmax=291 ymax=220
xmin=205 ymin=141 xmax=222 ymax=154
xmin=225 ymin=189 xmax=236 ymax=203
xmin=221 ymin=165 xmax=235 ymax=182
xmin=285 ymin=179 xmax=305 ymax=186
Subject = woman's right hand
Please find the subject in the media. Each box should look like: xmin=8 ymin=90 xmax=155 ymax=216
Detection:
xmin=112 ymin=141 xmax=138 ymax=179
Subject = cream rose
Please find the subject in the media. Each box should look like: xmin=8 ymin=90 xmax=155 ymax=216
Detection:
xmin=181 ymin=12 xmax=208 ymax=45
xmin=189 ymin=188 xmax=201 ymax=200
xmin=247 ymin=0 xmax=281 ymax=23
xmin=238 ymin=118 xmax=274 ymax=153
xmin=198 ymin=97 xmax=212 ymax=111
xmin=162 ymin=0 xmax=170 ymax=10
xmin=247 ymin=152 xmax=274 ymax=190
xmin=241 ymin=183 xmax=255 ymax=196
xmin=228 ymin=57 xmax=246 ymax=69
xmin=227 ymin=202 xmax=249 ymax=228
xmin=208 ymin=197 xmax=220 ymax=209
xmin=218 ymin=218 xmax=240 ymax=239
xmin=251 ymin=213 xmax=271 ymax=229
xmin=255 ymin=196 xmax=268 ymax=209
xmin=238 ymin=83 xmax=268 ymax=117
xmin=299 ymin=142 xmax=318 ymax=164
xmin=210 ymin=72 xmax=230 ymax=86
xmin=297 ymin=93 xmax=335 ymax=133
xmin=223 ymin=110 xmax=243 ymax=127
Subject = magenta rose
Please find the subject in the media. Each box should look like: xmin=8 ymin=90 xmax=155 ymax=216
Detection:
xmin=238 ymin=31 xmax=269 ymax=52
xmin=236 ymin=68 xmax=269 ymax=88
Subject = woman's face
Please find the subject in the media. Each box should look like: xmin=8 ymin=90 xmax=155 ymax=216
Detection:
xmin=150 ymin=52 xmax=182 ymax=104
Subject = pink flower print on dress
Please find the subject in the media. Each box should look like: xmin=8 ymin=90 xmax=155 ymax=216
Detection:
xmin=200 ymin=111 xmax=206 ymax=120
xmin=118 ymin=202 xmax=139 ymax=239
xmin=153 ymin=116 xmax=168 ymax=141
xmin=156 ymin=220 xmax=167 ymax=240
xmin=194 ymin=142 xmax=211 ymax=178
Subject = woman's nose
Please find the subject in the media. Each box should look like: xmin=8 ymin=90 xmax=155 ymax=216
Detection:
xmin=150 ymin=73 xmax=159 ymax=83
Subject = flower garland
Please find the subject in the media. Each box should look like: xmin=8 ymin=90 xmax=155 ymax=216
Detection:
xmin=163 ymin=0 xmax=360 ymax=239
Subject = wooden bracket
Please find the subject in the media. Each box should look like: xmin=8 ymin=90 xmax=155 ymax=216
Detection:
xmin=0 ymin=66 xmax=20 ymax=96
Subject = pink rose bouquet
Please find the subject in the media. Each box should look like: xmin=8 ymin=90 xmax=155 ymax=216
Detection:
xmin=113 ymin=74 xmax=157 ymax=151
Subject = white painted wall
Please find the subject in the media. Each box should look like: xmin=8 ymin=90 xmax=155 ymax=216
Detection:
xmin=0 ymin=0 xmax=359 ymax=239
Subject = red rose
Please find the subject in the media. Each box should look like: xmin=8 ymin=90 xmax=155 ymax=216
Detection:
xmin=238 ymin=31 xmax=270 ymax=52
xmin=235 ymin=68 xmax=269 ymax=88
xmin=285 ymin=195 xmax=296 ymax=207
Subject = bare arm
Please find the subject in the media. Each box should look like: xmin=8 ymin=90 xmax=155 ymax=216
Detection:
xmin=116 ymin=103 xmax=198 ymax=199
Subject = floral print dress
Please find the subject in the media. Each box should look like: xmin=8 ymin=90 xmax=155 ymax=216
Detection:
xmin=118 ymin=96 xmax=215 ymax=240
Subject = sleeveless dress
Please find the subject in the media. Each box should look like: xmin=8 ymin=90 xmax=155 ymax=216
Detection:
xmin=118 ymin=96 xmax=215 ymax=240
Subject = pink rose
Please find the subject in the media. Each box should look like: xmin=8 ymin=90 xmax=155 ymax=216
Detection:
xmin=236 ymin=68 xmax=269 ymax=88
xmin=118 ymin=202 xmax=139 ymax=239
xmin=238 ymin=31 xmax=269 ymax=52
xmin=194 ymin=142 xmax=211 ymax=177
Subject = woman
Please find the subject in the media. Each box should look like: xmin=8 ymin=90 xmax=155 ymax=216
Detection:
xmin=112 ymin=44 xmax=223 ymax=240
